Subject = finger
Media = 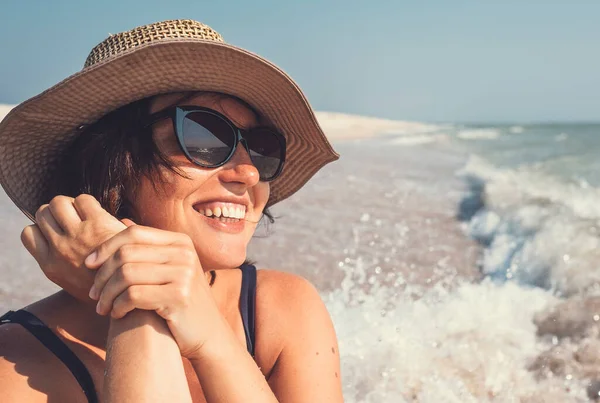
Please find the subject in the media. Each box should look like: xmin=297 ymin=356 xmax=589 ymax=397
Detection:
xmin=20 ymin=225 xmax=49 ymax=263
xmin=109 ymin=285 xmax=170 ymax=319
xmin=48 ymin=195 xmax=81 ymax=235
xmin=95 ymin=263 xmax=180 ymax=315
xmin=90 ymin=244 xmax=177 ymax=299
xmin=35 ymin=204 xmax=64 ymax=243
xmin=73 ymin=194 xmax=105 ymax=221
xmin=120 ymin=218 xmax=136 ymax=227
xmin=85 ymin=226 xmax=190 ymax=269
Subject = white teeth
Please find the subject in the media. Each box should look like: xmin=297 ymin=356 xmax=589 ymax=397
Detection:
xmin=197 ymin=205 xmax=246 ymax=220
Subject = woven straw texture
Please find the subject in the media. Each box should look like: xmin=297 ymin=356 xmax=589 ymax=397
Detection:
xmin=0 ymin=20 xmax=338 ymax=221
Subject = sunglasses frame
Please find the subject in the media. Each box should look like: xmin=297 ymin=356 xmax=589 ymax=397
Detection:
xmin=144 ymin=105 xmax=286 ymax=182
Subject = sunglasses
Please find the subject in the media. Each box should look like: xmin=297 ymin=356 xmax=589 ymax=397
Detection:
xmin=145 ymin=106 xmax=286 ymax=181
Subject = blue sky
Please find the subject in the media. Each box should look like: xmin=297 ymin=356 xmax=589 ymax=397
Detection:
xmin=1 ymin=0 xmax=599 ymax=123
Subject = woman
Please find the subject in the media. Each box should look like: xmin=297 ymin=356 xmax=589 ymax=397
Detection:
xmin=0 ymin=20 xmax=342 ymax=402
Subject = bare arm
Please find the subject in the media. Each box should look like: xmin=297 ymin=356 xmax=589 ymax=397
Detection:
xmin=264 ymin=272 xmax=343 ymax=402
xmin=103 ymin=311 xmax=192 ymax=403
xmin=187 ymin=272 xmax=343 ymax=403
xmin=187 ymin=316 xmax=278 ymax=403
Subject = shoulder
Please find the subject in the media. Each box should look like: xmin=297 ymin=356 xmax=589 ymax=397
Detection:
xmin=256 ymin=269 xmax=325 ymax=319
xmin=253 ymin=270 xmax=343 ymax=400
xmin=0 ymin=320 xmax=87 ymax=402
xmin=254 ymin=268 xmax=337 ymax=349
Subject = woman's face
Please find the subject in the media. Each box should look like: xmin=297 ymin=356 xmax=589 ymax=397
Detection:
xmin=129 ymin=92 xmax=270 ymax=271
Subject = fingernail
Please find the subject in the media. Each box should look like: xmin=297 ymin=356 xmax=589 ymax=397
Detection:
xmin=85 ymin=251 xmax=97 ymax=266
xmin=89 ymin=285 xmax=98 ymax=300
xmin=96 ymin=302 xmax=102 ymax=315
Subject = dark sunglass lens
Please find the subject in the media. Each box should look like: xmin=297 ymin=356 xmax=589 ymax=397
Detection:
xmin=181 ymin=112 xmax=236 ymax=166
xmin=244 ymin=129 xmax=284 ymax=180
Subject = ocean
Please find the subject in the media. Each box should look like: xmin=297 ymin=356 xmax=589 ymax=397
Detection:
xmin=253 ymin=121 xmax=600 ymax=402
xmin=1 ymin=106 xmax=600 ymax=402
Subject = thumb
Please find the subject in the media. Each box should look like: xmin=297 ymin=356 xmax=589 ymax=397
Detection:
xmin=120 ymin=218 xmax=137 ymax=227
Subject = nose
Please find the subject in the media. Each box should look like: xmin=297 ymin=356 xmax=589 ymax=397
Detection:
xmin=217 ymin=141 xmax=260 ymax=188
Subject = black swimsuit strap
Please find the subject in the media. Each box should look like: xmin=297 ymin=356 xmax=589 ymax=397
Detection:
xmin=0 ymin=309 xmax=98 ymax=403
xmin=0 ymin=266 xmax=257 ymax=400
xmin=239 ymin=264 xmax=257 ymax=357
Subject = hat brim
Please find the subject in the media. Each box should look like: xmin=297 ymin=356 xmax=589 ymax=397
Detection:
xmin=0 ymin=39 xmax=339 ymax=221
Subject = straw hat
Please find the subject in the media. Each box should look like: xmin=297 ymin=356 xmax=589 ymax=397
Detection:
xmin=0 ymin=19 xmax=339 ymax=221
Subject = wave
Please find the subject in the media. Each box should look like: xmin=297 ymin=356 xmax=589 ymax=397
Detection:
xmin=389 ymin=134 xmax=449 ymax=146
xmin=327 ymin=259 xmax=591 ymax=402
xmin=457 ymin=155 xmax=600 ymax=297
xmin=456 ymin=128 xmax=501 ymax=140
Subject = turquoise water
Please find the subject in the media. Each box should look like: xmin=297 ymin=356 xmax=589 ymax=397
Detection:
xmin=453 ymin=123 xmax=600 ymax=186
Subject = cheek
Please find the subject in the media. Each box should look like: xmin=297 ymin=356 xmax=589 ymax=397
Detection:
xmin=253 ymin=182 xmax=270 ymax=212
xmin=127 ymin=171 xmax=191 ymax=225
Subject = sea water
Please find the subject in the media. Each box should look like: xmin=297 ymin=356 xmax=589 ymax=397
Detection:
xmin=2 ymin=108 xmax=600 ymax=402
xmin=253 ymin=121 xmax=600 ymax=402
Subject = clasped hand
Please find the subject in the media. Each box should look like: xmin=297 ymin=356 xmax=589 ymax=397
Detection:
xmin=21 ymin=194 xmax=223 ymax=359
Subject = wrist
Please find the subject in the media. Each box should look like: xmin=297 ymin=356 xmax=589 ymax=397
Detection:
xmin=187 ymin=317 xmax=239 ymax=365
xmin=109 ymin=310 xmax=170 ymax=337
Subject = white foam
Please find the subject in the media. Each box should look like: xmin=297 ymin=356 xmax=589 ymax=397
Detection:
xmin=458 ymin=156 xmax=600 ymax=296
xmin=457 ymin=128 xmax=501 ymax=140
xmin=509 ymin=126 xmax=525 ymax=134
xmin=389 ymin=134 xmax=449 ymax=146
xmin=325 ymin=261 xmax=588 ymax=402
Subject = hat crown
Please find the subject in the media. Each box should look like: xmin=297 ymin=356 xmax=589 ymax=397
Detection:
xmin=84 ymin=19 xmax=224 ymax=68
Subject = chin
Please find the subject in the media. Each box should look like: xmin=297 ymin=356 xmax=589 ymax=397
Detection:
xmin=195 ymin=244 xmax=247 ymax=271
xmin=201 ymin=255 xmax=247 ymax=271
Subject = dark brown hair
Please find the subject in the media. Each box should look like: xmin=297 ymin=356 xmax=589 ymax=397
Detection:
xmin=55 ymin=95 xmax=274 ymax=223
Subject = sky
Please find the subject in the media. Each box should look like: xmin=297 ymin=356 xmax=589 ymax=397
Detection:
xmin=1 ymin=0 xmax=599 ymax=123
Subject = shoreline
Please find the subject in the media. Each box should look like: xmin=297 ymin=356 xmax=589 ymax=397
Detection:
xmin=0 ymin=104 xmax=437 ymax=143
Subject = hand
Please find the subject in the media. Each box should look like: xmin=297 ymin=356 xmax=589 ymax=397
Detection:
xmin=21 ymin=194 xmax=129 ymax=302
xmin=86 ymin=225 xmax=224 ymax=359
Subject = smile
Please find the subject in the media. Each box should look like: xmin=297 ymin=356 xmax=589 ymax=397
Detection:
xmin=193 ymin=202 xmax=248 ymax=233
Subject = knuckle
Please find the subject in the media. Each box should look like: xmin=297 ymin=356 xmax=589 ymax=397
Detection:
xmin=49 ymin=195 xmax=71 ymax=207
xmin=118 ymin=263 xmax=135 ymax=283
xmin=126 ymin=225 xmax=143 ymax=239
xmin=180 ymin=232 xmax=194 ymax=246
xmin=126 ymin=287 xmax=140 ymax=302
xmin=174 ymin=285 xmax=191 ymax=302
xmin=182 ymin=265 xmax=195 ymax=281
xmin=34 ymin=204 xmax=49 ymax=221
xmin=115 ymin=245 xmax=134 ymax=263
xmin=74 ymin=194 xmax=96 ymax=205
xmin=180 ymin=247 xmax=196 ymax=263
